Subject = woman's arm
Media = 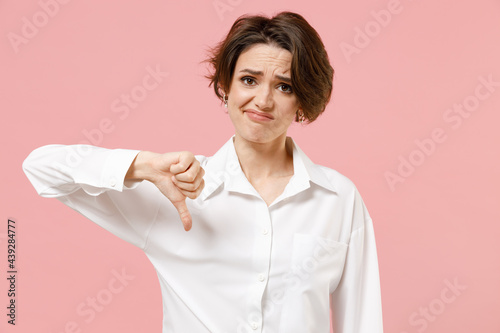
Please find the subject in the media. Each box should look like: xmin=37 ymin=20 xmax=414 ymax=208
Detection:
xmin=22 ymin=144 xmax=204 ymax=250
xmin=330 ymin=189 xmax=383 ymax=332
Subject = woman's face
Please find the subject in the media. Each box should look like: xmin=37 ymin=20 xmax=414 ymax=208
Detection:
xmin=226 ymin=43 xmax=301 ymax=145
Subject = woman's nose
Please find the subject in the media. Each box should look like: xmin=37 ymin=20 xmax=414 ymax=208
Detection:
xmin=254 ymin=86 xmax=273 ymax=110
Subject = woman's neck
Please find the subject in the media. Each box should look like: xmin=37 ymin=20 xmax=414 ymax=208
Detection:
xmin=233 ymin=133 xmax=294 ymax=182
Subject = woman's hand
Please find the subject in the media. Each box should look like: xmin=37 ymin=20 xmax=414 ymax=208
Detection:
xmin=126 ymin=151 xmax=205 ymax=231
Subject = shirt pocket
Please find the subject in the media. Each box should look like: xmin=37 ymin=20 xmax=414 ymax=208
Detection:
xmin=288 ymin=232 xmax=348 ymax=293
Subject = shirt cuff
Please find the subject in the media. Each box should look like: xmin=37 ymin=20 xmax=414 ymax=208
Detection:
xmin=101 ymin=149 xmax=142 ymax=192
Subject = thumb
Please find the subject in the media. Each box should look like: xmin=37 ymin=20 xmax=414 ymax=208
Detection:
xmin=171 ymin=199 xmax=192 ymax=231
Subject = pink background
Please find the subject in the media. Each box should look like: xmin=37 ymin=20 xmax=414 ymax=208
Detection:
xmin=2 ymin=0 xmax=500 ymax=332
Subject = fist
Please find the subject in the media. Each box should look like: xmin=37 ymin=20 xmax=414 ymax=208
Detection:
xmin=149 ymin=151 xmax=205 ymax=231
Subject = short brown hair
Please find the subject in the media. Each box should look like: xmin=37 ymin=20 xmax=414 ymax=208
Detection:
xmin=205 ymin=11 xmax=334 ymax=123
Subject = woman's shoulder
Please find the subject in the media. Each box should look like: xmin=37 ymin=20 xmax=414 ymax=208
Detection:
xmin=313 ymin=163 xmax=360 ymax=195
xmin=313 ymin=164 xmax=371 ymax=225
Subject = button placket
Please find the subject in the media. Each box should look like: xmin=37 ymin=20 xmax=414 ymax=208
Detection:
xmin=245 ymin=201 xmax=273 ymax=332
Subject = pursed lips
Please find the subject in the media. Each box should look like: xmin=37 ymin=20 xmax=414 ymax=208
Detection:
xmin=243 ymin=109 xmax=274 ymax=120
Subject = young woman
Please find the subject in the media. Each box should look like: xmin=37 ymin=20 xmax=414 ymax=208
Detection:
xmin=23 ymin=11 xmax=383 ymax=333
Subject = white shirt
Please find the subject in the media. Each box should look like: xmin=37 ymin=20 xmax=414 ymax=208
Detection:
xmin=22 ymin=136 xmax=383 ymax=333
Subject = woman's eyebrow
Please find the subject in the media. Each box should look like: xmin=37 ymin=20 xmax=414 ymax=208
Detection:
xmin=239 ymin=68 xmax=291 ymax=83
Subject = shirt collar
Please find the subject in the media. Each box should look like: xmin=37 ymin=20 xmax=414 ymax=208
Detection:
xmin=200 ymin=136 xmax=336 ymax=202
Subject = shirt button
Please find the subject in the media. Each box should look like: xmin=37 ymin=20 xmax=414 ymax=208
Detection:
xmin=109 ymin=177 xmax=117 ymax=187
xmin=258 ymin=274 xmax=265 ymax=282
xmin=251 ymin=322 xmax=258 ymax=330
xmin=262 ymin=228 xmax=268 ymax=235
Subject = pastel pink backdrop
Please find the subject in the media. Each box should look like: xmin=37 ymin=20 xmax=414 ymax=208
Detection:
xmin=2 ymin=0 xmax=499 ymax=332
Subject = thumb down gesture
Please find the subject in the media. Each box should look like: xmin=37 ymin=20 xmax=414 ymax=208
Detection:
xmin=126 ymin=150 xmax=205 ymax=231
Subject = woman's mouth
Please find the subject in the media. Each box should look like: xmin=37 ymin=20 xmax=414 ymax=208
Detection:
xmin=243 ymin=109 xmax=274 ymax=122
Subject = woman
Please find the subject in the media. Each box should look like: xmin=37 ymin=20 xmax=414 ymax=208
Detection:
xmin=23 ymin=11 xmax=383 ymax=333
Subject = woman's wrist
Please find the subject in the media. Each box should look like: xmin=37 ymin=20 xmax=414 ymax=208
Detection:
xmin=125 ymin=151 xmax=160 ymax=183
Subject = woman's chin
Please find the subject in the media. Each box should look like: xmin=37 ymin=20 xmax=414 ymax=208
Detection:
xmin=234 ymin=129 xmax=285 ymax=146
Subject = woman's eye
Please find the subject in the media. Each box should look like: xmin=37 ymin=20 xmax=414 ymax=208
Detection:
xmin=242 ymin=77 xmax=255 ymax=85
xmin=279 ymin=84 xmax=293 ymax=93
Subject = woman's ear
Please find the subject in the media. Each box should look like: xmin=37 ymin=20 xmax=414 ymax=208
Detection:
xmin=296 ymin=108 xmax=306 ymax=123
xmin=218 ymin=82 xmax=231 ymax=96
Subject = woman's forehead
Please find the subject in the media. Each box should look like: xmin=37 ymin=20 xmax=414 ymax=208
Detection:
xmin=235 ymin=44 xmax=292 ymax=75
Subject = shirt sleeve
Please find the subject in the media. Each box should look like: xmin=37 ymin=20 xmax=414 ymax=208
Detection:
xmin=22 ymin=144 xmax=162 ymax=250
xmin=330 ymin=189 xmax=384 ymax=332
